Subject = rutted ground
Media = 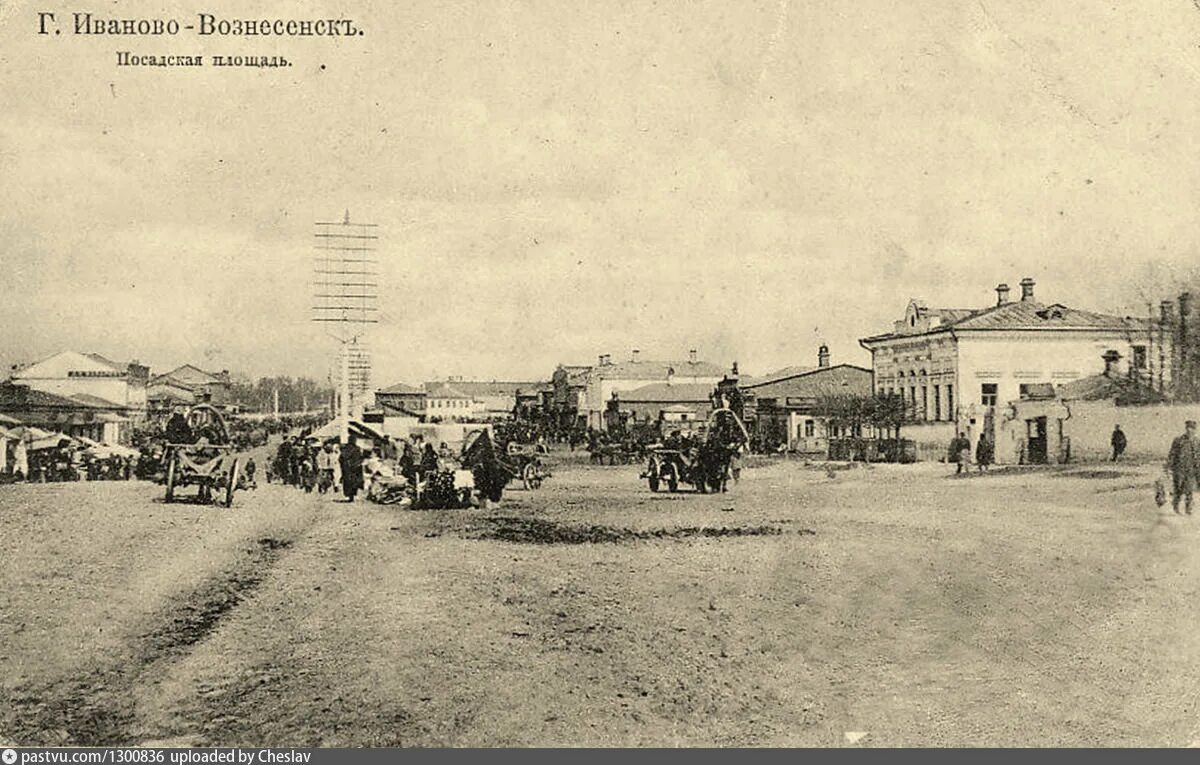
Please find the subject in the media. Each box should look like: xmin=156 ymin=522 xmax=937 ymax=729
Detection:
xmin=2 ymin=457 xmax=1199 ymax=746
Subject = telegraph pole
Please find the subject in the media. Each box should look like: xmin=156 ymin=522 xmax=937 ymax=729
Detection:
xmin=313 ymin=211 xmax=379 ymax=443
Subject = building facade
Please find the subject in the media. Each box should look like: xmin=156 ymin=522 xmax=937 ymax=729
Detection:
xmin=147 ymin=365 xmax=232 ymax=411
xmin=10 ymin=351 xmax=149 ymax=415
xmin=553 ymin=350 xmax=725 ymax=431
xmin=859 ymin=278 xmax=1163 ymax=459
xmin=742 ymin=346 xmax=873 ymax=454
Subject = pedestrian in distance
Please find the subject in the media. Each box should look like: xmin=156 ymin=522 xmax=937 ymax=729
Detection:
xmin=1111 ymin=425 xmax=1127 ymax=462
xmin=1166 ymin=420 xmax=1200 ymax=516
xmin=949 ymin=432 xmax=971 ymax=475
xmin=316 ymin=442 xmax=336 ymax=494
xmin=975 ymin=435 xmax=993 ymax=472
xmin=339 ymin=437 xmax=364 ymax=502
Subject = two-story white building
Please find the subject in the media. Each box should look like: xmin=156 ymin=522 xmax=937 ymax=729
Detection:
xmin=859 ymin=278 xmax=1164 ymax=460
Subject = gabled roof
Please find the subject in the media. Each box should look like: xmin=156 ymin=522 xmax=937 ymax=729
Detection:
xmin=619 ymin=382 xmax=714 ymax=403
xmin=151 ymin=364 xmax=226 ymax=387
xmin=378 ymin=382 xmax=424 ymax=395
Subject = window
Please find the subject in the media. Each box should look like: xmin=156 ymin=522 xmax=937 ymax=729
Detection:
xmin=921 ymin=386 xmax=928 ymax=419
xmin=1132 ymin=345 xmax=1148 ymax=370
xmin=933 ymin=385 xmax=941 ymax=420
xmin=981 ymin=383 xmax=998 ymax=407
xmin=805 ymin=420 xmax=815 ymax=438
xmin=947 ymin=384 xmax=954 ymax=417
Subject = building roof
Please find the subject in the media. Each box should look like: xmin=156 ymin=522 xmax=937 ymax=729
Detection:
xmin=431 ymin=380 xmax=547 ymax=398
xmin=861 ymin=299 xmax=1152 ymax=345
xmin=619 ymin=382 xmax=715 ymax=403
xmin=69 ymin=393 xmax=126 ymax=409
xmin=83 ymin=353 xmax=128 ymax=373
xmin=749 ymin=365 xmax=874 ymax=402
xmin=150 ymin=364 xmax=227 ymax=388
xmin=378 ymin=382 xmax=424 ymax=395
xmin=594 ymin=359 xmax=726 ymax=380
xmin=1057 ymin=373 xmax=1167 ymax=404
xmin=424 ymin=383 xmax=472 ymax=400
xmin=0 ymin=382 xmax=100 ymax=411
xmin=742 ymin=365 xmax=817 ymax=388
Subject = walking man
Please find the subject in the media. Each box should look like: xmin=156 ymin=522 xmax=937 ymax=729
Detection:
xmin=1111 ymin=425 xmax=1127 ymax=462
xmin=1167 ymin=420 xmax=1199 ymax=515
xmin=339 ymin=437 xmax=364 ymax=502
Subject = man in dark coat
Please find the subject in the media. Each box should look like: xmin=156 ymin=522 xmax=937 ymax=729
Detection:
xmin=1111 ymin=425 xmax=1127 ymax=462
xmin=339 ymin=438 xmax=364 ymax=502
xmin=1167 ymin=421 xmax=1199 ymax=515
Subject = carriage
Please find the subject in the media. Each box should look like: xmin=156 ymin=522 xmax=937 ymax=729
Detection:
xmin=641 ymin=408 xmax=748 ymax=494
xmin=505 ymin=442 xmax=552 ymax=490
xmin=162 ymin=404 xmax=244 ymax=507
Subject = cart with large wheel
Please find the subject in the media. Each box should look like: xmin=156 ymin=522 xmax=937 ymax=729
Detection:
xmin=505 ymin=442 xmax=552 ymax=490
xmin=161 ymin=404 xmax=244 ymax=507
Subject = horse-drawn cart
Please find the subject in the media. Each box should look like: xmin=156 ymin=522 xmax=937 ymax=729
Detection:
xmin=641 ymin=408 xmax=749 ymax=494
xmin=505 ymin=442 xmax=552 ymax=490
xmin=162 ymin=404 xmax=244 ymax=507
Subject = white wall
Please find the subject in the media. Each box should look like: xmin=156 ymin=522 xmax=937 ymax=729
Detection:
xmin=957 ymin=332 xmax=1143 ymax=413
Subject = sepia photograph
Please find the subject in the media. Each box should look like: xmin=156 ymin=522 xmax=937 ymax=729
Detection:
xmin=3 ymin=0 xmax=1200 ymax=750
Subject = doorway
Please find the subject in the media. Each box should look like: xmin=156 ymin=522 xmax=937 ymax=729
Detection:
xmin=1026 ymin=417 xmax=1048 ymax=464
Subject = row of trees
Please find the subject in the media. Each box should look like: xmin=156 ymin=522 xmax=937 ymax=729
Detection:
xmin=811 ymin=393 xmax=907 ymax=439
xmin=228 ymin=375 xmax=334 ymax=413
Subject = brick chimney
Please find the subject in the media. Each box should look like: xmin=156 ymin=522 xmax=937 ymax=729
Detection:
xmin=689 ymin=349 xmax=698 ymax=364
xmin=1020 ymin=277 xmax=1036 ymax=302
xmin=1161 ymin=300 xmax=1175 ymax=326
xmin=631 ymin=349 xmax=640 ymax=363
xmin=996 ymin=283 xmax=1010 ymax=306
xmin=818 ymin=344 xmax=830 ymax=368
xmin=1102 ymin=349 xmax=1121 ymax=378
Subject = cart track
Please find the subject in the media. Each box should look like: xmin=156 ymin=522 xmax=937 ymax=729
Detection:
xmin=1 ymin=536 xmax=295 ymax=746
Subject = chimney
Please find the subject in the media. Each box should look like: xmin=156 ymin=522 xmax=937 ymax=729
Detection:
xmin=1019 ymin=277 xmax=1036 ymax=302
xmin=996 ymin=283 xmax=1011 ymax=306
xmin=631 ymin=349 xmax=640 ymax=363
xmin=818 ymin=344 xmax=831 ymax=368
xmin=1161 ymin=300 xmax=1175 ymax=325
xmin=689 ymin=349 xmax=698 ymax=365
xmin=1102 ymin=350 xmax=1121 ymax=378
xmin=731 ymin=361 xmax=739 ymax=377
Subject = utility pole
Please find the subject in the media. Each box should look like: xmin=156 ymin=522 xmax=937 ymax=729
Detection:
xmin=313 ymin=210 xmax=379 ymax=443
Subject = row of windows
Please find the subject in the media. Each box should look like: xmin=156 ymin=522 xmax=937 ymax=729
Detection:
xmin=881 ymin=384 xmax=956 ymax=421
xmin=67 ymin=370 xmax=123 ymax=378
xmin=428 ymin=399 xmax=470 ymax=409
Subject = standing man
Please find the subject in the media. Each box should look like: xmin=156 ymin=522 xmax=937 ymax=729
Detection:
xmin=1167 ymin=420 xmax=1199 ymax=516
xmin=339 ymin=437 xmax=364 ymax=502
xmin=1111 ymin=425 xmax=1127 ymax=462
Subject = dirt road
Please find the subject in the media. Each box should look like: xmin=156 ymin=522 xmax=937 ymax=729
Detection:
xmin=1 ymin=458 xmax=1198 ymax=746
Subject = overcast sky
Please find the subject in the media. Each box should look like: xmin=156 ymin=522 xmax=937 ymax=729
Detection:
xmin=3 ymin=0 xmax=1200 ymax=385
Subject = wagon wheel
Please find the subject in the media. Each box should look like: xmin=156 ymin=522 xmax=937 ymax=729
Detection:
xmin=647 ymin=459 xmax=661 ymax=492
xmin=224 ymin=458 xmax=241 ymax=508
xmin=164 ymin=455 xmax=177 ymax=502
xmin=522 ymin=462 xmax=543 ymax=490
xmin=664 ymin=462 xmax=679 ymax=493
